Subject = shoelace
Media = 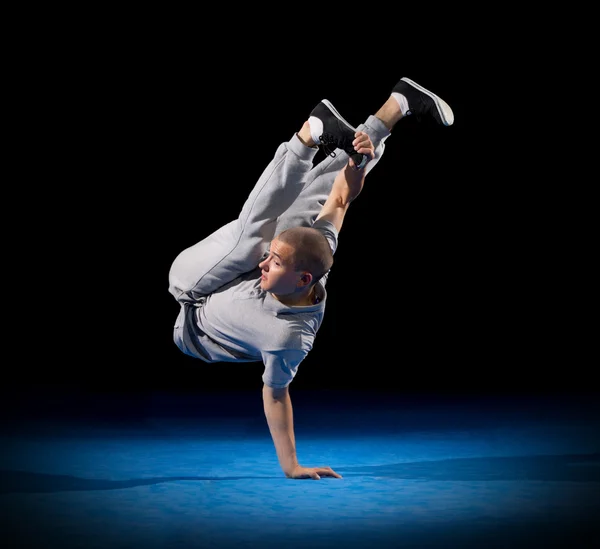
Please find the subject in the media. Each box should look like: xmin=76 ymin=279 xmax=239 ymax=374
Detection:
xmin=319 ymin=133 xmax=341 ymax=158
xmin=320 ymin=131 xmax=366 ymax=168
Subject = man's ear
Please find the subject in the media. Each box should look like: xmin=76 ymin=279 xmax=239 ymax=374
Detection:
xmin=298 ymin=272 xmax=313 ymax=288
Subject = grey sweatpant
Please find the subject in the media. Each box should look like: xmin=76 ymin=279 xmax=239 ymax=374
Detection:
xmin=168 ymin=115 xmax=391 ymax=304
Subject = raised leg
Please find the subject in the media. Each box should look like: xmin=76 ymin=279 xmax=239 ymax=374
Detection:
xmin=273 ymin=75 xmax=455 ymax=238
xmin=273 ymin=115 xmax=391 ymax=238
xmin=168 ymin=133 xmax=318 ymax=303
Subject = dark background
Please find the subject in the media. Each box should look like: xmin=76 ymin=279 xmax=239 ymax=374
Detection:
xmin=1 ymin=18 xmax=597 ymax=549
xmin=4 ymin=21 xmax=593 ymax=402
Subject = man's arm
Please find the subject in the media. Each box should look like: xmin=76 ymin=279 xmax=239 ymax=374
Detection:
xmin=315 ymin=131 xmax=374 ymax=233
xmin=262 ymin=384 xmax=298 ymax=475
xmin=262 ymin=384 xmax=341 ymax=480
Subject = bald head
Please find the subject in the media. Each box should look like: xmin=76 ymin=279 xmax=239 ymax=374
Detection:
xmin=276 ymin=226 xmax=333 ymax=284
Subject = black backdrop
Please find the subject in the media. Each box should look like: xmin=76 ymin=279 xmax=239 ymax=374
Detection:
xmin=6 ymin=30 xmax=593 ymax=398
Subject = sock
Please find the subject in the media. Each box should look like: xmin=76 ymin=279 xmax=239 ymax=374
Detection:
xmin=391 ymin=92 xmax=411 ymax=116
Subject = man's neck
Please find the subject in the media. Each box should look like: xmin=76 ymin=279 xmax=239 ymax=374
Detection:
xmin=272 ymin=287 xmax=317 ymax=307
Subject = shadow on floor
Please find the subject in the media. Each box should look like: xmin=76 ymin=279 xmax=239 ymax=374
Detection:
xmin=0 ymin=472 xmax=283 ymax=493
xmin=2 ymin=453 xmax=599 ymax=494
xmin=341 ymin=452 xmax=600 ymax=481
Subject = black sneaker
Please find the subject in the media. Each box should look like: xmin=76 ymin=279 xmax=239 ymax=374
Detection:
xmin=309 ymin=99 xmax=368 ymax=169
xmin=393 ymin=77 xmax=454 ymax=126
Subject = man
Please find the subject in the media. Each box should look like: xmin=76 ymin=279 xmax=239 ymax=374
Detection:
xmin=168 ymin=77 xmax=454 ymax=480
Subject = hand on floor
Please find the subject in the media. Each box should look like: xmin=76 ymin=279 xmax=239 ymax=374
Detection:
xmin=286 ymin=465 xmax=342 ymax=480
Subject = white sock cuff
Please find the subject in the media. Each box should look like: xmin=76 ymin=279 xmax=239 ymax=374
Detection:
xmin=308 ymin=116 xmax=324 ymax=144
xmin=391 ymin=92 xmax=410 ymax=116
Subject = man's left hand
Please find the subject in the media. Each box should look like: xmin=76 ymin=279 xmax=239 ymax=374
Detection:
xmin=286 ymin=465 xmax=342 ymax=480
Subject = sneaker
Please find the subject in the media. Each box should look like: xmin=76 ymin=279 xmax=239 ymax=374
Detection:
xmin=308 ymin=99 xmax=368 ymax=169
xmin=393 ymin=77 xmax=454 ymax=126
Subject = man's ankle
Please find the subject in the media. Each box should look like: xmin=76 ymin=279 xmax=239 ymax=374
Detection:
xmin=297 ymin=121 xmax=317 ymax=148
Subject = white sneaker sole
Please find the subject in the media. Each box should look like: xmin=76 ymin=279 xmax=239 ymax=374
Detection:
xmin=401 ymin=77 xmax=454 ymax=126
xmin=321 ymin=99 xmax=358 ymax=132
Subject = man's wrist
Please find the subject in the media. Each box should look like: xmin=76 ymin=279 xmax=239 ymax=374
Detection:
xmin=284 ymin=464 xmax=300 ymax=477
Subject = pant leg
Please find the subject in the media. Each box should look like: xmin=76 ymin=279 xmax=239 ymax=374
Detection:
xmin=169 ymin=134 xmax=318 ymax=303
xmin=273 ymin=115 xmax=391 ymax=239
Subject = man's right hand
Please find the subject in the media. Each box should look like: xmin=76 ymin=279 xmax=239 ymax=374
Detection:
xmin=348 ymin=131 xmax=375 ymax=172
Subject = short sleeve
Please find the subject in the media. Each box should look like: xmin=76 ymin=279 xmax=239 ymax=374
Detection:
xmin=312 ymin=218 xmax=339 ymax=256
xmin=261 ymin=349 xmax=307 ymax=388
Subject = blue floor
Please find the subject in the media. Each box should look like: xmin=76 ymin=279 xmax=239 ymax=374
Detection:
xmin=1 ymin=389 xmax=599 ymax=548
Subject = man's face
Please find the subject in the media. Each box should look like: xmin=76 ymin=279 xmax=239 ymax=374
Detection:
xmin=258 ymin=238 xmax=302 ymax=295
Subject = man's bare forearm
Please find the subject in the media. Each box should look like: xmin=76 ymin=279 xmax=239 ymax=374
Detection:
xmin=262 ymin=384 xmax=298 ymax=476
xmin=333 ymin=162 xmax=366 ymax=205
